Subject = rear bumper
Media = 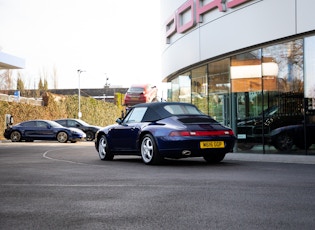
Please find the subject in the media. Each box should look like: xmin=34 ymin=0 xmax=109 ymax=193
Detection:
xmin=124 ymin=99 xmax=146 ymax=106
xmin=156 ymin=136 xmax=235 ymax=158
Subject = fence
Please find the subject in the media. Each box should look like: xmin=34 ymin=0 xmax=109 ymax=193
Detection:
xmin=0 ymin=93 xmax=42 ymax=106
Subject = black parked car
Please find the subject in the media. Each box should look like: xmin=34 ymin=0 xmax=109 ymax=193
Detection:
xmin=270 ymin=123 xmax=315 ymax=151
xmin=3 ymin=120 xmax=86 ymax=143
xmin=54 ymin=119 xmax=101 ymax=141
xmin=237 ymin=105 xmax=304 ymax=150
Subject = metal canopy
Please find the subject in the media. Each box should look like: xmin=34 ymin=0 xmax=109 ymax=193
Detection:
xmin=0 ymin=51 xmax=25 ymax=69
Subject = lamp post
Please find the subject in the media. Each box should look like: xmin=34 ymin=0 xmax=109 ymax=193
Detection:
xmin=104 ymin=73 xmax=110 ymax=102
xmin=77 ymin=69 xmax=85 ymax=118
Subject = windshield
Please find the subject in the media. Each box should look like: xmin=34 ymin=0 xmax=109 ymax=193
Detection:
xmin=259 ymin=105 xmax=279 ymax=116
xmin=77 ymin=119 xmax=89 ymax=126
xmin=123 ymin=107 xmax=148 ymax=123
xmin=47 ymin=120 xmax=64 ymax=128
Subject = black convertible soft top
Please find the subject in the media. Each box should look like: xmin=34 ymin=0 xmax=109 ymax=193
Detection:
xmin=131 ymin=102 xmax=205 ymax=122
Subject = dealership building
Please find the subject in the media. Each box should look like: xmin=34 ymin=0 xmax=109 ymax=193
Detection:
xmin=161 ymin=0 xmax=315 ymax=154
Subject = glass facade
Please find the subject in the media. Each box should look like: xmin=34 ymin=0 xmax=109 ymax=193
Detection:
xmin=171 ymin=71 xmax=191 ymax=103
xmin=169 ymin=36 xmax=315 ymax=155
xmin=191 ymin=66 xmax=207 ymax=114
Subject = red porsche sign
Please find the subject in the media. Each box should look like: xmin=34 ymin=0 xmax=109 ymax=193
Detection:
xmin=165 ymin=0 xmax=252 ymax=43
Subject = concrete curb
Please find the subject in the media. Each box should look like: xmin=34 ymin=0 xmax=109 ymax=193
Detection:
xmin=226 ymin=153 xmax=315 ymax=165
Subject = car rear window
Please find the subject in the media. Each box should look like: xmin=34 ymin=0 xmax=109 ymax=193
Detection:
xmin=164 ymin=104 xmax=202 ymax=115
xmin=128 ymin=87 xmax=145 ymax=93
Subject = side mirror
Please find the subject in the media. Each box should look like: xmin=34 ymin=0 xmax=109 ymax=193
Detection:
xmin=116 ymin=118 xmax=122 ymax=124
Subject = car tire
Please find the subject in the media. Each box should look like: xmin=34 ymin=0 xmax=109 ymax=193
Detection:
xmin=141 ymin=134 xmax=162 ymax=165
xmin=98 ymin=135 xmax=114 ymax=161
xmin=203 ymin=153 xmax=226 ymax=163
xmin=237 ymin=143 xmax=254 ymax=150
xmin=273 ymin=133 xmax=293 ymax=152
xmin=57 ymin=131 xmax=68 ymax=143
xmin=10 ymin=131 xmax=21 ymax=142
xmin=85 ymin=131 xmax=94 ymax=141
xmin=295 ymin=139 xmax=312 ymax=150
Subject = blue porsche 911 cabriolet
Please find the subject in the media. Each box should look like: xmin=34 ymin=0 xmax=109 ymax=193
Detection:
xmin=95 ymin=102 xmax=236 ymax=165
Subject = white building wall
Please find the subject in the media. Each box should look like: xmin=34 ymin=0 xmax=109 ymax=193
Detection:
xmin=161 ymin=0 xmax=315 ymax=80
xmin=297 ymin=0 xmax=315 ymax=33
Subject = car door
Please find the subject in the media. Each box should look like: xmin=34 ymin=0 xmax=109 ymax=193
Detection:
xmin=71 ymin=120 xmax=87 ymax=132
xmin=63 ymin=119 xmax=85 ymax=132
xmin=21 ymin=121 xmax=37 ymax=137
xmin=108 ymin=107 xmax=147 ymax=151
xmin=56 ymin=120 xmax=67 ymax=127
xmin=33 ymin=121 xmax=55 ymax=139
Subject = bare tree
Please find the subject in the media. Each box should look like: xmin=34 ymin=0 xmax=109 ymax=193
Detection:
xmin=43 ymin=79 xmax=48 ymax=90
xmin=16 ymin=72 xmax=25 ymax=96
xmin=0 ymin=69 xmax=14 ymax=90
xmin=38 ymin=78 xmax=44 ymax=90
xmin=52 ymin=65 xmax=58 ymax=89
xmin=39 ymin=67 xmax=49 ymax=90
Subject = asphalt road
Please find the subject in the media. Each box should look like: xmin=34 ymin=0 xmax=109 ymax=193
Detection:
xmin=1 ymin=142 xmax=315 ymax=230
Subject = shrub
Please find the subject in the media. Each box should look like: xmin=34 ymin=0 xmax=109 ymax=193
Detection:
xmin=0 ymin=93 xmax=121 ymax=140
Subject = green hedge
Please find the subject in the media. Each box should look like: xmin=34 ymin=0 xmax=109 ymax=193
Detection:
xmin=0 ymin=93 xmax=121 ymax=140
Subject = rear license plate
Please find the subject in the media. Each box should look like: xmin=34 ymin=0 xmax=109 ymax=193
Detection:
xmin=200 ymin=141 xmax=225 ymax=149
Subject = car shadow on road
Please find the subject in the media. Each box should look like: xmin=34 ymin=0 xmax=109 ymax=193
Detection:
xmin=112 ymin=156 xmax=239 ymax=167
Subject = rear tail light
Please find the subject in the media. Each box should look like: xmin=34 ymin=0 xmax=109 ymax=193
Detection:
xmin=169 ymin=131 xmax=191 ymax=136
xmin=169 ymin=130 xmax=234 ymax=137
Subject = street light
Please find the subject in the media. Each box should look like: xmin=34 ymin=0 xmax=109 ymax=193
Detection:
xmin=77 ymin=69 xmax=85 ymax=118
xmin=104 ymin=74 xmax=110 ymax=102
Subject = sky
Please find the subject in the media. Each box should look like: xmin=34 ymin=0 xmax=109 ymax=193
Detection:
xmin=0 ymin=0 xmax=162 ymax=89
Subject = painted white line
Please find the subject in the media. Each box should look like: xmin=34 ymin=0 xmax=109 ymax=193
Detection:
xmin=0 ymin=183 xmax=200 ymax=188
xmin=42 ymin=147 xmax=92 ymax=166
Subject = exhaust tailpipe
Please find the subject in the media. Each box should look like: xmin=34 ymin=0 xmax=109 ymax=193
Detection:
xmin=182 ymin=150 xmax=191 ymax=156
